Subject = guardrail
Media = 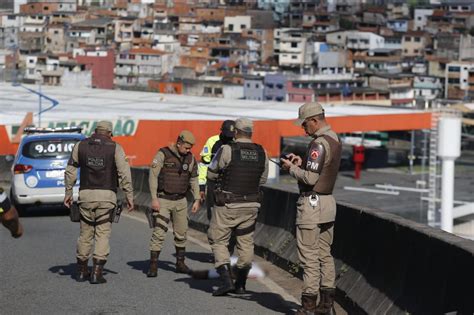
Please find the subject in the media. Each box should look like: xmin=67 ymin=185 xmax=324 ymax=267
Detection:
xmin=132 ymin=167 xmax=474 ymax=314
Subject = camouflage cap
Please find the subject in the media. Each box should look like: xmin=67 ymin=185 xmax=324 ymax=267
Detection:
xmin=294 ymin=102 xmax=325 ymax=126
xmin=235 ymin=118 xmax=253 ymax=133
xmin=178 ymin=130 xmax=196 ymax=145
xmin=96 ymin=121 xmax=113 ymax=132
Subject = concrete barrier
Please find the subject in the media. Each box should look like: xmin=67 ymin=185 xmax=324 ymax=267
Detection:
xmin=132 ymin=167 xmax=474 ymax=314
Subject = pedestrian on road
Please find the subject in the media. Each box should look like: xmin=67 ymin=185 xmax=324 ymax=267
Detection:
xmin=147 ymin=130 xmax=201 ymax=278
xmin=280 ymin=102 xmax=341 ymax=315
xmin=207 ymin=118 xmax=268 ymax=296
xmin=64 ymin=121 xmax=134 ymax=284
xmin=0 ymin=187 xmax=23 ymax=238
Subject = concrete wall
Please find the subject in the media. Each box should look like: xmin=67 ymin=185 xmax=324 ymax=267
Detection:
xmin=131 ymin=167 xmax=474 ymax=314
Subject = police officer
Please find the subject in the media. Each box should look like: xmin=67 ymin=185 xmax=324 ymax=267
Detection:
xmin=207 ymin=118 xmax=269 ymax=296
xmin=64 ymin=121 xmax=134 ymax=284
xmin=198 ymin=120 xmax=235 ymax=221
xmin=281 ymin=103 xmax=341 ymax=315
xmin=147 ymin=130 xmax=201 ymax=277
xmin=0 ymin=187 xmax=23 ymax=238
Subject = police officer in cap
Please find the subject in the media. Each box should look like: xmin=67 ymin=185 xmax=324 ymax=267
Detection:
xmin=64 ymin=121 xmax=134 ymax=284
xmin=280 ymin=102 xmax=341 ymax=314
xmin=147 ymin=130 xmax=201 ymax=277
xmin=0 ymin=187 xmax=23 ymax=238
xmin=198 ymin=120 xmax=235 ymax=221
xmin=207 ymin=118 xmax=268 ymax=296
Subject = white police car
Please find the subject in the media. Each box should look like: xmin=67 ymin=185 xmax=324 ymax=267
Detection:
xmin=10 ymin=127 xmax=85 ymax=212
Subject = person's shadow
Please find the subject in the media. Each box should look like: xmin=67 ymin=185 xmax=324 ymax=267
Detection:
xmin=49 ymin=263 xmax=118 ymax=280
xmin=127 ymin=260 xmax=177 ymax=275
xmin=175 ymin=277 xmax=299 ymax=314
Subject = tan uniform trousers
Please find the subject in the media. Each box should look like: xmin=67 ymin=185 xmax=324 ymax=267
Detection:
xmin=149 ymin=197 xmax=188 ymax=251
xmin=296 ymin=196 xmax=336 ymax=295
xmin=76 ymin=201 xmax=114 ymax=261
xmin=208 ymin=205 xmax=258 ymax=269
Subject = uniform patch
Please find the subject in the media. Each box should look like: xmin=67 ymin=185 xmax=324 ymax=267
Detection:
xmin=87 ymin=157 xmax=104 ymax=167
xmin=151 ymin=159 xmax=159 ymax=168
xmin=164 ymin=162 xmax=175 ymax=168
xmin=240 ymin=149 xmax=258 ymax=161
xmin=307 ymin=160 xmax=319 ymax=170
xmin=310 ymin=150 xmax=319 ymax=160
xmin=182 ymin=163 xmax=189 ymax=171
xmin=203 ymin=147 xmax=209 ymax=154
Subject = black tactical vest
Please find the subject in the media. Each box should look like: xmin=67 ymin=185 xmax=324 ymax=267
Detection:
xmin=78 ymin=134 xmax=118 ymax=192
xmin=158 ymin=147 xmax=194 ymax=196
xmin=219 ymin=142 xmax=266 ymax=196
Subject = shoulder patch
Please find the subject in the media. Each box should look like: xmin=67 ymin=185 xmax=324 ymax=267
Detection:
xmin=203 ymin=147 xmax=209 ymax=154
xmin=151 ymin=159 xmax=159 ymax=168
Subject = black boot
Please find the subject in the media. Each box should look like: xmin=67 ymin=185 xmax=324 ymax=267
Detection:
xmin=175 ymin=247 xmax=190 ymax=274
xmin=89 ymin=258 xmax=107 ymax=284
xmin=295 ymin=293 xmax=317 ymax=315
xmin=76 ymin=258 xmax=90 ymax=282
xmin=146 ymin=251 xmax=160 ymax=278
xmin=213 ymin=264 xmax=235 ymax=296
xmin=234 ymin=266 xmax=251 ymax=294
xmin=315 ymin=288 xmax=335 ymax=315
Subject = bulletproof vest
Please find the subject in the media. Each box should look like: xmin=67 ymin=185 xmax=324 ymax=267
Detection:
xmin=78 ymin=134 xmax=118 ymax=192
xmin=306 ymin=134 xmax=341 ymax=195
xmin=158 ymin=147 xmax=193 ymax=196
xmin=219 ymin=142 xmax=266 ymax=196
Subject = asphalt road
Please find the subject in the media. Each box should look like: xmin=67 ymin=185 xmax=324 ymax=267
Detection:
xmin=0 ymin=210 xmax=300 ymax=315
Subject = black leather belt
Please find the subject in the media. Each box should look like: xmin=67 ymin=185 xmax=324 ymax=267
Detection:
xmin=159 ymin=194 xmax=186 ymax=201
xmin=300 ymin=191 xmax=331 ymax=196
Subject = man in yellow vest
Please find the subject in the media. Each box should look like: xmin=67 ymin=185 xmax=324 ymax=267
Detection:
xmin=198 ymin=120 xmax=235 ymax=221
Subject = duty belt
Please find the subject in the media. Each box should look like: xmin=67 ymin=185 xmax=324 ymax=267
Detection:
xmin=300 ymin=191 xmax=331 ymax=197
xmin=159 ymin=193 xmax=186 ymax=201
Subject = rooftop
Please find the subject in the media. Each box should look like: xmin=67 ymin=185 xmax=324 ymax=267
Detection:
xmin=0 ymin=82 xmax=423 ymax=126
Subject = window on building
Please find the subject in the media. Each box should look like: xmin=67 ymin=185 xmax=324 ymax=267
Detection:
xmin=276 ymin=84 xmax=284 ymax=89
xmin=448 ymin=66 xmax=461 ymax=72
xmin=266 ymin=83 xmax=274 ymax=88
xmin=256 ymin=84 xmax=260 ymax=88
xmin=291 ymin=42 xmax=298 ymax=48
xmin=241 ymin=24 xmax=246 ymax=30
xmin=204 ymin=87 xmax=212 ymax=94
xmin=448 ymin=78 xmax=460 ymax=84
xmin=404 ymin=49 xmax=408 ymax=53
xmin=414 ymin=49 xmax=419 ymax=53
xmin=405 ymin=36 xmax=411 ymax=41
xmin=129 ymin=54 xmax=135 ymax=60
xmin=246 ymin=83 xmax=250 ymax=88
xmin=291 ymin=55 xmax=297 ymax=59
xmin=276 ymin=97 xmax=284 ymax=102
xmin=228 ymin=24 xmax=234 ymax=31
xmin=214 ymin=87 xmax=223 ymax=95
xmin=414 ymin=37 xmax=421 ymax=42
xmin=417 ymin=16 xmax=422 ymax=21
xmin=142 ymin=55 xmax=149 ymax=60
xmin=54 ymin=30 xmax=59 ymax=34
xmin=44 ymin=6 xmax=49 ymax=10
xmin=120 ymin=54 xmax=127 ymax=59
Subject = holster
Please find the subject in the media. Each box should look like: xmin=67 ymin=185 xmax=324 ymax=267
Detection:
xmin=145 ymin=207 xmax=156 ymax=229
xmin=109 ymin=201 xmax=123 ymax=224
xmin=69 ymin=203 xmax=81 ymax=223
xmin=214 ymin=190 xmax=262 ymax=206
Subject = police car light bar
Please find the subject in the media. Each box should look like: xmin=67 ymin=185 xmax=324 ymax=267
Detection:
xmin=23 ymin=126 xmax=83 ymax=134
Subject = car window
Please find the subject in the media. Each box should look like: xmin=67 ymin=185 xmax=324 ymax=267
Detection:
xmin=22 ymin=139 xmax=80 ymax=160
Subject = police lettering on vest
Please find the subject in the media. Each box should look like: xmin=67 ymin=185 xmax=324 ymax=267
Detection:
xmin=217 ymin=142 xmax=265 ymax=199
xmin=75 ymin=134 xmax=118 ymax=192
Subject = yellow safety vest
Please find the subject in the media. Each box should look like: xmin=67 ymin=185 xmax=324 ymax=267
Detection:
xmin=198 ymin=134 xmax=220 ymax=186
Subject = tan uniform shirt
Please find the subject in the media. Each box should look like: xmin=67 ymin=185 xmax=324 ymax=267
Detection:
xmin=207 ymin=138 xmax=269 ymax=209
xmin=289 ymin=125 xmax=338 ymax=223
xmin=64 ymin=139 xmax=134 ymax=205
xmin=148 ymin=144 xmax=200 ymax=201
